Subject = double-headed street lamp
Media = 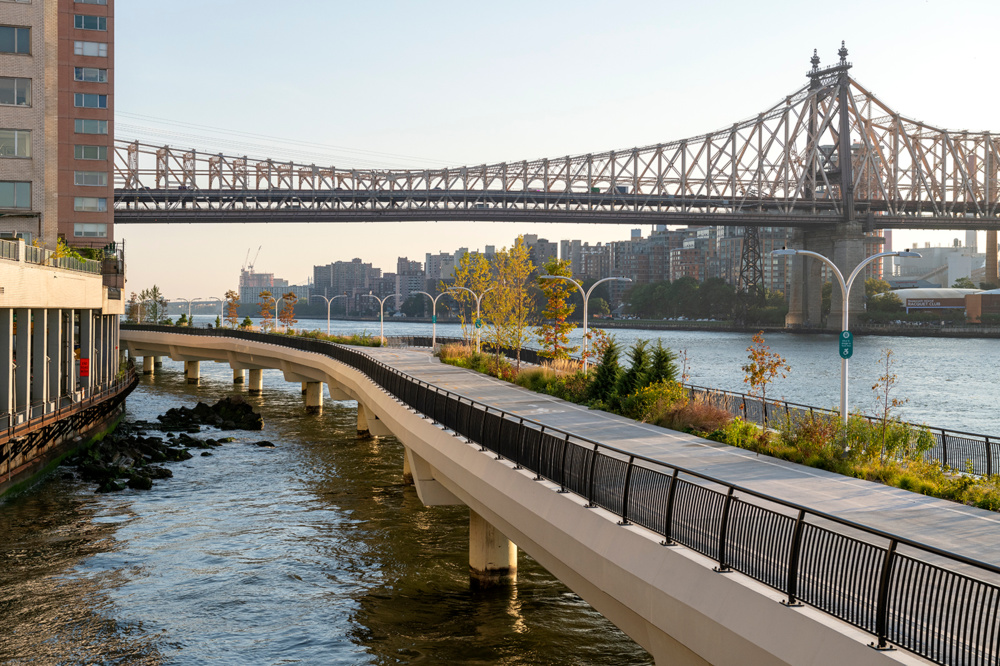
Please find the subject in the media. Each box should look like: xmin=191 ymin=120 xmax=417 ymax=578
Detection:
xmin=174 ymin=298 xmax=194 ymax=325
xmin=771 ymin=248 xmax=921 ymax=425
xmin=311 ymin=293 xmax=347 ymax=335
xmin=538 ymin=275 xmax=632 ymax=373
xmin=364 ymin=292 xmax=396 ymax=344
xmin=261 ymin=293 xmax=284 ymax=333
xmin=448 ymin=286 xmax=495 ymax=353
xmin=414 ymin=290 xmax=452 ymax=349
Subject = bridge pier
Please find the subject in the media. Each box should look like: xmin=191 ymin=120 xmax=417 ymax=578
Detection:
xmin=233 ymin=368 xmax=244 ymax=384
xmin=300 ymin=382 xmax=307 ymax=395
xmin=785 ymin=222 xmax=869 ymax=329
xmin=356 ymin=404 xmax=370 ymax=437
xmin=469 ymin=510 xmax=517 ymax=588
xmin=154 ymin=356 xmax=163 ymax=368
xmin=142 ymin=355 xmax=154 ymax=375
xmin=305 ymin=381 xmax=322 ymax=414
xmin=185 ymin=360 xmax=200 ymax=384
xmin=248 ymin=368 xmax=263 ymax=395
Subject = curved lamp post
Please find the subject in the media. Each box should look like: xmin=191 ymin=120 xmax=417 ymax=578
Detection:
xmin=448 ymin=286 xmax=495 ymax=353
xmin=205 ymin=296 xmax=224 ymax=326
xmin=260 ymin=293 xmax=283 ymax=333
xmin=414 ymin=290 xmax=452 ymax=349
xmin=363 ymin=292 xmax=396 ymax=344
xmin=538 ymin=275 xmax=632 ymax=373
xmin=311 ymin=293 xmax=347 ymax=335
xmin=771 ymin=249 xmax=921 ymax=424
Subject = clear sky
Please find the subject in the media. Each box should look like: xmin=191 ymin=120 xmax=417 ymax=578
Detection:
xmin=113 ymin=0 xmax=1000 ymax=299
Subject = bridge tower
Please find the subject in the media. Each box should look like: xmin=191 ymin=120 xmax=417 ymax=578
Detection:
xmin=735 ymin=226 xmax=765 ymax=324
xmin=785 ymin=44 xmax=869 ymax=329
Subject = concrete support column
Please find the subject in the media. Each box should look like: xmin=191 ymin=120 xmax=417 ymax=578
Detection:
xmin=305 ymin=381 xmax=322 ymax=414
xmin=469 ymin=510 xmax=517 ymax=587
xmin=92 ymin=314 xmax=103 ymax=387
xmin=987 ymin=230 xmax=998 ymax=287
xmin=30 ymin=309 xmax=46 ymax=410
xmin=830 ymin=222 xmax=866 ymax=331
xmin=0 ymin=309 xmax=12 ymax=420
xmin=356 ymin=404 xmax=370 ymax=437
xmin=14 ymin=308 xmax=30 ymax=413
xmin=143 ymin=356 xmax=155 ymax=375
xmin=65 ymin=310 xmax=76 ymax=395
xmin=46 ymin=309 xmax=61 ymax=405
xmin=784 ymin=230 xmax=805 ymax=327
xmin=248 ymin=368 xmax=263 ymax=395
xmin=402 ymin=452 xmax=412 ymax=484
xmin=154 ymin=356 xmax=163 ymax=368
xmin=233 ymin=368 xmax=244 ymax=384
xmin=185 ymin=360 xmax=200 ymax=385
xmin=301 ymin=382 xmax=308 ymax=395
xmin=79 ymin=309 xmax=93 ymax=392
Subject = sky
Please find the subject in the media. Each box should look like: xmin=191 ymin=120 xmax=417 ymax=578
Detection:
xmin=113 ymin=0 xmax=1000 ymax=298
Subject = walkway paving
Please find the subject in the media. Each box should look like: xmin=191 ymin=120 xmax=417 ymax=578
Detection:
xmin=367 ymin=347 xmax=1000 ymax=574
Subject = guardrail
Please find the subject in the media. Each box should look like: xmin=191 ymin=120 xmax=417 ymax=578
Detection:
xmin=20 ymin=244 xmax=101 ymax=274
xmin=121 ymin=324 xmax=1000 ymax=665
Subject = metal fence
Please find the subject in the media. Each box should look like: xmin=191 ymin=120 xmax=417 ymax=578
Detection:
xmin=683 ymin=384 xmax=999 ymax=477
xmin=121 ymin=324 xmax=1000 ymax=665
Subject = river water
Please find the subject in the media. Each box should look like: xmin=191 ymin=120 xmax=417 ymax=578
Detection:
xmin=0 ymin=357 xmax=652 ymax=665
xmin=1 ymin=320 xmax=995 ymax=664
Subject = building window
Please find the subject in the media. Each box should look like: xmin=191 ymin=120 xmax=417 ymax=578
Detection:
xmin=75 ymin=0 xmax=107 ymax=4
xmin=74 ymin=67 xmax=107 ymax=83
xmin=74 ymin=223 xmax=107 ymax=237
xmin=74 ymin=170 xmax=107 ymax=186
xmin=73 ymin=41 xmax=106 ymax=57
xmin=74 ymin=196 xmax=107 ymax=212
xmin=74 ymin=144 xmax=107 ymax=160
xmin=0 ymin=26 xmax=30 ymax=54
xmin=0 ymin=77 xmax=30 ymax=106
xmin=0 ymin=129 xmax=30 ymax=157
xmin=74 ymin=92 xmax=107 ymax=109
xmin=74 ymin=15 xmax=107 ymax=31
xmin=0 ymin=182 xmax=30 ymax=209
xmin=74 ymin=118 xmax=107 ymax=134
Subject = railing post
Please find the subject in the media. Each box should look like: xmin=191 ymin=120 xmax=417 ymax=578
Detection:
xmin=534 ymin=426 xmax=544 ymax=481
xmin=782 ymin=509 xmax=806 ymax=607
xmin=513 ymin=418 xmax=525 ymax=469
xmin=661 ymin=468 xmax=679 ymax=546
xmin=871 ymin=539 xmax=898 ymax=651
xmin=941 ymin=430 xmax=949 ymax=468
xmin=557 ymin=433 xmax=570 ymax=493
xmin=618 ymin=455 xmax=635 ymax=526
xmin=584 ymin=443 xmax=599 ymax=508
xmin=478 ymin=406 xmax=488 ymax=451
xmin=987 ymin=436 xmax=993 ymax=478
xmin=715 ymin=487 xmax=735 ymax=572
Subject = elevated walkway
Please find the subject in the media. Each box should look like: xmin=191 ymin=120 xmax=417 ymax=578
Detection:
xmin=121 ymin=326 xmax=1000 ymax=666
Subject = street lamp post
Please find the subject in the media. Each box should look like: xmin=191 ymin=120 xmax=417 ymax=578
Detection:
xmin=771 ymin=249 xmax=921 ymax=424
xmin=311 ymin=293 xmax=347 ymax=335
xmin=538 ymin=275 xmax=632 ymax=373
xmin=363 ymin=292 xmax=396 ymax=343
xmin=261 ymin=294 xmax=283 ymax=333
xmin=448 ymin=286 xmax=495 ymax=353
xmin=205 ymin=296 xmax=224 ymax=326
xmin=413 ymin=290 xmax=453 ymax=349
xmin=174 ymin=298 xmax=193 ymax=326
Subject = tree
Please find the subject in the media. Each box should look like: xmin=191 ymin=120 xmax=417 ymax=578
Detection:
xmin=741 ymin=331 xmax=790 ymax=426
xmin=126 ymin=292 xmax=140 ymax=323
xmin=646 ymin=341 xmax=678 ymax=384
xmin=278 ymin=292 xmax=298 ymax=331
xmin=865 ymin=277 xmax=892 ymax=299
xmin=872 ymin=347 xmax=907 ymax=463
xmin=867 ymin=292 xmax=903 ymax=314
xmin=176 ymin=313 xmax=188 ymax=327
xmin=616 ymin=340 xmax=650 ymax=400
xmin=138 ymin=286 xmax=168 ymax=323
xmin=400 ymin=293 xmax=425 ymax=317
xmin=952 ymin=276 xmax=976 ymax=289
xmin=259 ymin=290 xmax=275 ymax=332
xmin=224 ymin=289 xmax=240 ymax=328
xmin=587 ymin=337 xmax=622 ymax=405
xmin=483 ymin=237 xmax=535 ymax=368
xmin=535 ymin=256 xmax=578 ymax=360
xmin=240 ymin=315 xmax=253 ymax=329
xmin=450 ymin=251 xmax=491 ymax=344
xmin=590 ymin=297 xmax=610 ymax=318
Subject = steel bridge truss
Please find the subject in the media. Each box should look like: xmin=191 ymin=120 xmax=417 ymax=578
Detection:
xmin=114 ymin=56 xmax=1000 ymax=230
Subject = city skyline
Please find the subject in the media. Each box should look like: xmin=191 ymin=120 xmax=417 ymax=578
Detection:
xmin=112 ymin=0 xmax=1000 ymax=297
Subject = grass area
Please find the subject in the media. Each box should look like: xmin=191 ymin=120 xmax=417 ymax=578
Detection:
xmin=437 ymin=341 xmax=1000 ymax=513
xmin=290 ymin=329 xmax=383 ymax=347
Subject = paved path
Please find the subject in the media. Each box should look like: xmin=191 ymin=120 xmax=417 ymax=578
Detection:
xmin=368 ymin=346 xmax=1000 ymax=574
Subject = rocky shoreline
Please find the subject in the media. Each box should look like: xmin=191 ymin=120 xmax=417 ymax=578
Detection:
xmin=62 ymin=396 xmax=274 ymax=493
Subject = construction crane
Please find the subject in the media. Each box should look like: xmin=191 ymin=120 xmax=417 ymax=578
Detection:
xmin=242 ymin=245 xmax=262 ymax=274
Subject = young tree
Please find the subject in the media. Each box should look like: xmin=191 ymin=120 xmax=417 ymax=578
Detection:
xmin=616 ymin=340 xmax=650 ymax=399
xmin=873 ymin=347 xmax=907 ymax=462
xmin=259 ymin=290 xmax=275 ymax=332
xmin=450 ymin=251 xmax=491 ymax=344
xmin=278 ymin=292 xmax=298 ymax=331
xmin=484 ymin=237 xmax=535 ymax=368
xmin=126 ymin=292 xmax=140 ymax=323
xmin=741 ymin=331 xmax=790 ymax=426
xmin=581 ymin=327 xmax=612 ymax=369
xmin=587 ymin=338 xmax=622 ymax=405
xmin=536 ymin=256 xmax=577 ymax=360
xmin=646 ymin=340 xmax=678 ymax=384
xmin=952 ymin=276 xmax=976 ymax=289
xmin=224 ymin=289 xmax=240 ymax=328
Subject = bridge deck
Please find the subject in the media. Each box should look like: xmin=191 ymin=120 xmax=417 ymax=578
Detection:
xmin=369 ymin=346 xmax=1000 ymax=572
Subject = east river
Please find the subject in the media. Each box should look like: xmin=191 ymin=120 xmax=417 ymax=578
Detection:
xmin=0 ymin=320 xmax=996 ymax=664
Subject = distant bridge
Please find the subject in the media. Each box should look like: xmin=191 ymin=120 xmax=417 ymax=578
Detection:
xmin=113 ymin=46 xmax=1000 ymax=231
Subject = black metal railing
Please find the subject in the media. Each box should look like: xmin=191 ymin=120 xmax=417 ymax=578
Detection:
xmin=120 ymin=324 xmax=1000 ymax=665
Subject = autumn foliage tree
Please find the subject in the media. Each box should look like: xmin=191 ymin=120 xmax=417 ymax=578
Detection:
xmin=258 ymin=290 xmax=275 ymax=332
xmin=449 ymin=251 xmax=491 ymax=344
xmin=741 ymin=331 xmax=790 ymax=426
xmin=224 ymin=289 xmax=240 ymax=328
xmin=536 ymin=256 xmax=578 ymax=360
xmin=278 ymin=292 xmax=298 ymax=331
xmin=483 ymin=236 xmax=535 ymax=369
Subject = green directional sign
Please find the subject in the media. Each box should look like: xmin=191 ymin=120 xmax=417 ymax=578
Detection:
xmin=839 ymin=330 xmax=853 ymax=359
xmin=431 ymin=315 xmax=436 ymax=323
xmin=474 ymin=318 xmax=483 ymax=329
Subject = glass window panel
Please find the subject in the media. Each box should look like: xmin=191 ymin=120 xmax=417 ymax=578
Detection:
xmin=74 ymin=196 xmax=107 ymax=212
xmin=73 ymin=40 xmax=106 ymax=57
xmin=73 ymin=93 xmax=107 ymax=108
xmin=0 ymin=129 xmax=30 ymax=157
xmin=74 ymin=145 xmax=107 ymax=160
xmin=74 ymin=15 xmax=106 ymax=30
xmin=74 ymin=67 xmax=107 ymax=83
xmin=74 ymin=223 xmax=107 ymax=237
xmin=74 ymin=170 xmax=107 ymax=186
xmin=74 ymin=119 xmax=108 ymax=134
xmin=0 ymin=181 xmax=30 ymax=208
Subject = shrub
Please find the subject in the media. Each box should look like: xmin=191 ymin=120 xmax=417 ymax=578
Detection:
xmin=655 ymin=397 xmax=732 ymax=434
xmin=587 ymin=338 xmax=621 ymax=404
xmin=620 ymin=380 xmax=687 ymax=422
xmin=616 ymin=340 xmax=650 ymax=401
